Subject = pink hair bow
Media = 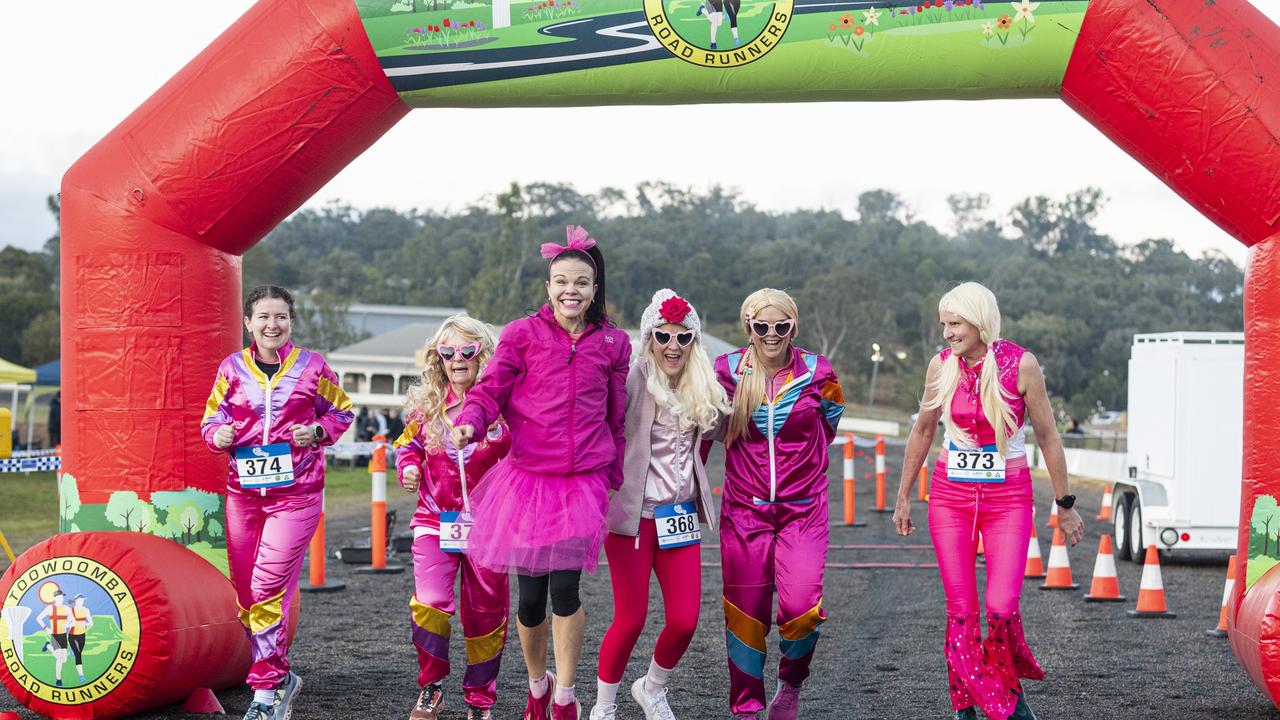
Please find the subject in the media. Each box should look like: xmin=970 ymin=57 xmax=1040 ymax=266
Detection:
xmin=540 ymin=225 xmax=597 ymax=259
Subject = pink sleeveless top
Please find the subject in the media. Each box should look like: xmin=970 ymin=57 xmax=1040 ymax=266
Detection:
xmin=940 ymin=340 xmax=1027 ymax=456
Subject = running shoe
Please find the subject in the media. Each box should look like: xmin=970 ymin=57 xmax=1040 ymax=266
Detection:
xmin=241 ymin=702 xmax=274 ymax=720
xmin=466 ymin=705 xmax=493 ymax=720
xmin=588 ymin=702 xmax=617 ymax=720
xmin=271 ymin=672 xmax=303 ymax=720
xmin=552 ymin=700 xmax=581 ymax=720
xmin=524 ymin=673 xmax=556 ymax=720
xmin=630 ymin=677 xmax=677 ymax=720
xmin=954 ymin=708 xmax=977 ymax=720
xmin=410 ymin=683 xmax=445 ymax=720
xmin=696 ymin=4 xmax=705 ymax=14
xmin=766 ymin=680 xmax=800 ymax=720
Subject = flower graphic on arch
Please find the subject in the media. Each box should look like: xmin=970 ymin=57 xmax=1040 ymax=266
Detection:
xmin=863 ymin=7 xmax=880 ymax=26
xmin=982 ymin=19 xmax=995 ymax=38
xmin=839 ymin=13 xmax=854 ymax=28
xmin=996 ymin=13 xmax=1012 ymax=28
xmin=1011 ymin=0 xmax=1037 ymax=39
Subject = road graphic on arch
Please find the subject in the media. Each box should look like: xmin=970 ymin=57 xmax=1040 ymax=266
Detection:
xmin=380 ymin=0 xmax=901 ymax=92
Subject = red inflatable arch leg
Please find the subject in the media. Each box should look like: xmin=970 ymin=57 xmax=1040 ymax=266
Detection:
xmin=59 ymin=0 xmax=407 ymax=515
xmin=34 ymin=1 xmax=405 ymax=716
xmin=1061 ymin=0 xmax=1280 ymax=702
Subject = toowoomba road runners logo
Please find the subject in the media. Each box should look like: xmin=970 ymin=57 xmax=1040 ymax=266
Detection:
xmin=2 ymin=556 xmax=140 ymax=705
xmin=645 ymin=0 xmax=794 ymax=67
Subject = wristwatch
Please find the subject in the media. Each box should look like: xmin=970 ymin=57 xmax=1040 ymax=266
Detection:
xmin=312 ymin=425 xmax=326 ymax=442
xmin=1054 ymin=494 xmax=1076 ymax=510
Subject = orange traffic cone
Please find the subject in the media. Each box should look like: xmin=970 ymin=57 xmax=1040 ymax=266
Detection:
xmin=1024 ymin=524 xmax=1045 ymax=579
xmin=1047 ymin=500 xmax=1060 ymax=528
xmin=1084 ymin=534 xmax=1126 ymax=602
xmin=1039 ymin=528 xmax=1079 ymax=590
xmin=1128 ymin=544 xmax=1176 ymax=618
xmin=1097 ymin=484 xmax=1114 ymax=521
xmin=1207 ymin=554 xmax=1237 ymax=637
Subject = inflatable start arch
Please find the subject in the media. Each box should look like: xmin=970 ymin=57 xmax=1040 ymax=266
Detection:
xmin=3 ymin=0 xmax=1279 ymax=716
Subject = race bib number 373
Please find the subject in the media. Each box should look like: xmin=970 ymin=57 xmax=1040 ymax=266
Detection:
xmin=946 ymin=442 xmax=1005 ymax=483
xmin=235 ymin=443 xmax=296 ymax=488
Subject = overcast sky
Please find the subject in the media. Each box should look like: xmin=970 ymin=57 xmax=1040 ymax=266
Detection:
xmin=4 ymin=2 xmax=1276 ymax=267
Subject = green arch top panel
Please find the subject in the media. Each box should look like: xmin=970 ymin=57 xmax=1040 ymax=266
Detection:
xmin=357 ymin=0 xmax=1089 ymax=106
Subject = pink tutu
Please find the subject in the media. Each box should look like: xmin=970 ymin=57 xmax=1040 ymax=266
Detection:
xmin=465 ymin=459 xmax=610 ymax=575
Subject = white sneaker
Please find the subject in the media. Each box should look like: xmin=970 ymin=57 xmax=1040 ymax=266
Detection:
xmin=630 ymin=677 xmax=677 ymax=720
xmin=588 ymin=703 xmax=617 ymax=720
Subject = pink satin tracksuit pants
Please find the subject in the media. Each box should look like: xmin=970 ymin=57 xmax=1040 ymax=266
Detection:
xmin=410 ymin=533 xmax=510 ymax=708
xmin=927 ymin=462 xmax=1045 ymax=720
xmin=226 ymin=490 xmax=322 ymax=690
xmin=721 ymin=490 xmax=828 ymax=716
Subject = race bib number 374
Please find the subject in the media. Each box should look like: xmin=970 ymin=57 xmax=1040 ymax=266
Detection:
xmin=236 ymin=443 xmax=296 ymax=488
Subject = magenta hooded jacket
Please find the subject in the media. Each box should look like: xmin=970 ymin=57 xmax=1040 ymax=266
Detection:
xmin=455 ymin=305 xmax=630 ymax=489
xmin=201 ymin=340 xmax=354 ymax=496
xmin=713 ymin=346 xmax=845 ymax=502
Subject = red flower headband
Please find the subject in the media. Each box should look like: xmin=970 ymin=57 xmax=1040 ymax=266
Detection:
xmin=659 ymin=295 xmax=693 ymax=325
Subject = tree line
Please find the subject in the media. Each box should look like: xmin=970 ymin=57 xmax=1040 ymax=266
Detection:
xmin=3 ymin=183 xmax=1244 ymax=419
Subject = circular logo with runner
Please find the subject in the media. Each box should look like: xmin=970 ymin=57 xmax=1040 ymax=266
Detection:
xmin=645 ymin=0 xmax=794 ymax=67
xmin=1 ymin=556 xmax=140 ymax=705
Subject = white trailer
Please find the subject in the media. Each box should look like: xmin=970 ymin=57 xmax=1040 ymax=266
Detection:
xmin=1112 ymin=332 xmax=1242 ymax=562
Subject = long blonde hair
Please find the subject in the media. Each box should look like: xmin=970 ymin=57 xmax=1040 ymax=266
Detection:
xmin=403 ymin=313 xmax=497 ymax=450
xmin=922 ymin=282 xmax=1019 ymax=455
xmin=725 ymin=288 xmax=800 ymax=446
xmin=641 ymin=337 xmax=730 ymax=434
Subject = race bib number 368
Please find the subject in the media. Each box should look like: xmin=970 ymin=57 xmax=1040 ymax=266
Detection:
xmin=655 ymin=502 xmax=701 ymax=549
xmin=946 ymin=442 xmax=1005 ymax=483
xmin=236 ymin=443 xmax=296 ymax=488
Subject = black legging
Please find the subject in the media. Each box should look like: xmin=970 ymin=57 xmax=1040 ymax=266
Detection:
xmin=67 ymin=633 xmax=85 ymax=664
xmin=706 ymin=0 xmax=740 ymax=28
xmin=517 ymin=570 xmax=582 ymax=626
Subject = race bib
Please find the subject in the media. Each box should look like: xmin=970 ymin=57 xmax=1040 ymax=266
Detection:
xmin=946 ymin=442 xmax=1005 ymax=483
xmin=654 ymin=502 xmax=701 ymax=549
xmin=439 ymin=511 xmax=474 ymax=553
xmin=235 ymin=444 xmax=295 ymax=488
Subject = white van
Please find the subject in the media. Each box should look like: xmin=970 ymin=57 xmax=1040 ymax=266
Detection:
xmin=1111 ymin=332 xmax=1242 ymax=562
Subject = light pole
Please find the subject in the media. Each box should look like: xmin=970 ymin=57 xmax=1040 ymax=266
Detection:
xmin=868 ymin=343 xmax=883 ymax=407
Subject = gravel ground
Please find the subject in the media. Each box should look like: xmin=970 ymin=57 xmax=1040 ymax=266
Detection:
xmin=4 ymin=445 xmax=1275 ymax=719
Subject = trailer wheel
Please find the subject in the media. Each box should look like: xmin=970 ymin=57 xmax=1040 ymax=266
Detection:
xmin=1115 ymin=492 xmax=1135 ymax=561
xmin=1128 ymin=495 xmax=1146 ymax=564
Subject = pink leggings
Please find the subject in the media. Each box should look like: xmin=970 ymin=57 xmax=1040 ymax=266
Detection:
xmin=596 ymin=519 xmax=702 ymax=683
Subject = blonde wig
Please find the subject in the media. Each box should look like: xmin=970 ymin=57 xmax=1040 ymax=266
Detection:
xmin=640 ymin=335 xmax=730 ymax=434
xmin=725 ymin=288 xmax=801 ymax=446
xmin=922 ymin=282 xmax=1019 ymax=455
xmin=403 ymin=313 xmax=497 ymax=450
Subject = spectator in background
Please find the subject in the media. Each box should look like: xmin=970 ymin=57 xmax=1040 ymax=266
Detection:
xmin=388 ymin=409 xmax=405 ymax=445
xmin=356 ymin=408 xmax=373 ymax=442
xmin=48 ymin=392 xmax=61 ymax=448
xmin=374 ymin=407 xmax=390 ymax=438
xmin=1064 ymin=418 xmax=1084 ymax=435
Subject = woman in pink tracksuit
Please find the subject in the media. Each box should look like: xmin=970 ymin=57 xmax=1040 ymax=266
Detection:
xmin=394 ymin=313 xmax=512 ymax=720
xmin=451 ymin=226 xmax=630 ymax=720
xmin=893 ymin=282 xmax=1083 ymax=720
xmin=589 ymin=289 xmax=729 ymax=720
xmin=708 ymin=288 xmax=845 ymax=720
xmin=200 ymin=285 xmax=354 ymax=720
